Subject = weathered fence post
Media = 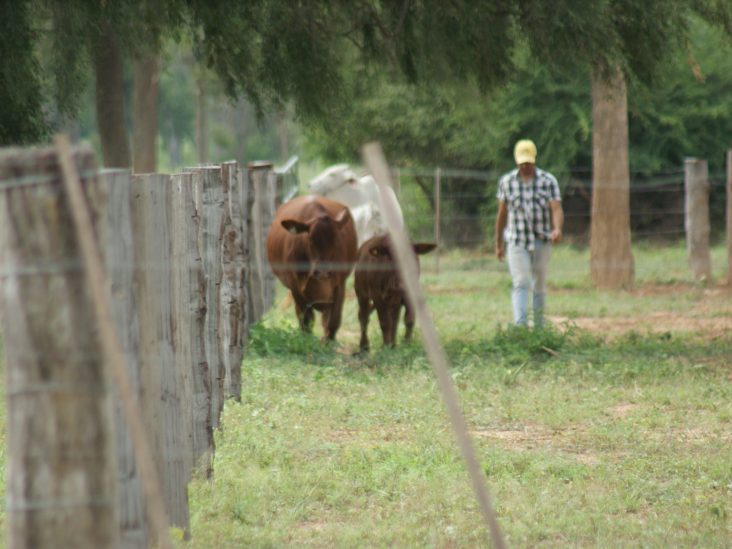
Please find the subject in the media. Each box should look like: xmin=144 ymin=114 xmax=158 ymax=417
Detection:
xmin=727 ymin=149 xmax=731 ymax=286
xmin=95 ymin=169 xmax=148 ymax=548
xmin=220 ymin=162 xmax=248 ymax=401
xmin=171 ymin=171 xmax=213 ymax=477
xmin=247 ymin=161 xmax=276 ymax=324
xmin=130 ymin=173 xmax=190 ymax=533
xmin=194 ymin=167 xmax=227 ymax=430
xmin=0 ymin=147 xmax=117 ymax=548
xmin=684 ymin=158 xmax=712 ymax=282
xmin=434 ymin=167 xmax=442 ymax=274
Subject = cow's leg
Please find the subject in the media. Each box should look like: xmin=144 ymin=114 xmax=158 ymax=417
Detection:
xmin=293 ymin=293 xmax=314 ymax=333
xmin=404 ymin=299 xmax=415 ymax=342
xmin=322 ymin=284 xmax=346 ymax=341
xmin=357 ymin=296 xmax=372 ymax=352
xmin=376 ymin=303 xmax=396 ymax=347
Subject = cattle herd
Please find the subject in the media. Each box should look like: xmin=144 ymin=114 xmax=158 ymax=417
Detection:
xmin=266 ymin=164 xmax=435 ymax=350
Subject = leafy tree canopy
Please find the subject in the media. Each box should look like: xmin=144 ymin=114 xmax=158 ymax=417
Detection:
xmin=0 ymin=0 xmax=47 ymax=144
xmin=302 ymin=15 xmax=732 ymax=175
xmin=3 ymin=0 xmax=731 ymax=151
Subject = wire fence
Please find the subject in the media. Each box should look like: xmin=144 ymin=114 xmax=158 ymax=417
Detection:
xmin=0 ymin=147 xmax=279 ymax=548
xmin=386 ymin=163 xmax=731 ymax=282
xmin=397 ymin=166 xmax=728 ymax=246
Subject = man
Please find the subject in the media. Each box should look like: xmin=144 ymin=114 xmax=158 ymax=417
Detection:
xmin=495 ymin=139 xmax=564 ymax=328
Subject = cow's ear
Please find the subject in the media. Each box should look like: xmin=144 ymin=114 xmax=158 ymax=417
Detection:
xmin=281 ymin=219 xmax=309 ymax=234
xmin=413 ymin=243 xmax=437 ymax=255
xmin=370 ymin=245 xmax=390 ymax=257
xmin=334 ymin=208 xmax=351 ymax=228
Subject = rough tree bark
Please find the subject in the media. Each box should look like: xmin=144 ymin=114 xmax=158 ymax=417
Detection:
xmin=590 ymin=66 xmax=634 ymax=289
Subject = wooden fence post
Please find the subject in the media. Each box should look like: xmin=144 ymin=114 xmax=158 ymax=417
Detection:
xmin=130 ymin=173 xmax=190 ymax=533
xmin=220 ymin=161 xmax=248 ymax=401
xmin=171 ymin=171 xmax=212 ymax=478
xmin=0 ymin=147 xmax=117 ymax=548
xmin=727 ymin=149 xmax=731 ymax=286
xmin=95 ymin=169 xmax=148 ymax=547
xmin=434 ymin=167 xmax=442 ymax=274
xmin=684 ymin=158 xmax=712 ymax=282
xmin=194 ymin=167 xmax=227 ymax=431
xmin=247 ymin=161 xmax=276 ymax=324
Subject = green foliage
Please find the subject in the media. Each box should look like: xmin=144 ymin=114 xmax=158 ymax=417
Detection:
xmin=629 ymin=17 xmax=732 ymax=174
xmin=248 ymin=318 xmax=333 ymax=360
xmin=304 ymin=14 xmax=732 ymax=175
xmin=0 ymin=0 xmax=48 ymax=144
xmin=301 ymin=14 xmax=731 ymax=246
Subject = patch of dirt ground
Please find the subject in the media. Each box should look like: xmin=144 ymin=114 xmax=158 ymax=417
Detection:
xmin=549 ymin=283 xmax=732 ymax=340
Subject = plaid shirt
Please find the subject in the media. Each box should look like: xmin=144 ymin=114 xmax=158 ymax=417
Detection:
xmin=497 ymin=167 xmax=561 ymax=251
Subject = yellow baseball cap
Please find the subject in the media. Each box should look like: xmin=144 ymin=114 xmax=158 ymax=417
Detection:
xmin=514 ymin=139 xmax=537 ymax=165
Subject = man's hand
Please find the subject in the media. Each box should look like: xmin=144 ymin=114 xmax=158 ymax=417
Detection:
xmin=495 ymin=243 xmax=505 ymax=261
xmin=549 ymin=200 xmax=564 ymax=244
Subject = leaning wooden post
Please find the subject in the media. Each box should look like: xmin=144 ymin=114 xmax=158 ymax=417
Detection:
xmin=727 ymin=149 xmax=732 ymax=286
xmin=0 ymin=146 xmax=118 ymax=549
xmin=363 ymin=143 xmax=506 ymax=549
xmin=434 ymin=167 xmax=442 ymax=274
xmin=57 ymin=140 xmax=175 ymax=548
xmin=684 ymin=158 xmax=712 ymax=282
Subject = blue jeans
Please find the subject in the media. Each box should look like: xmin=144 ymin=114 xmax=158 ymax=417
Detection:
xmin=507 ymin=240 xmax=552 ymax=327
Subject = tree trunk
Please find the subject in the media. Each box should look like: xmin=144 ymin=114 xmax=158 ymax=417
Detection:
xmin=93 ymin=22 xmax=131 ymax=168
xmin=195 ymin=77 xmax=208 ymax=164
xmin=590 ymin=66 xmax=634 ymax=289
xmin=133 ymin=54 xmax=161 ymax=173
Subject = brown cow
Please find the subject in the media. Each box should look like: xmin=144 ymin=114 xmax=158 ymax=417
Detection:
xmin=355 ymin=234 xmax=436 ymax=352
xmin=266 ymin=195 xmax=358 ymax=340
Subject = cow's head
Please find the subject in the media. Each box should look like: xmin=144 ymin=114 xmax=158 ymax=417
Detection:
xmin=370 ymin=241 xmax=437 ymax=260
xmin=368 ymin=238 xmax=437 ymax=291
xmin=281 ymin=208 xmax=352 ymax=304
xmin=308 ymin=164 xmax=359 ymax=195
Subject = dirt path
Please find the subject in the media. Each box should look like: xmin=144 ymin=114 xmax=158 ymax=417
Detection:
xmin=550 ymin=283 xmax=732 ymax=340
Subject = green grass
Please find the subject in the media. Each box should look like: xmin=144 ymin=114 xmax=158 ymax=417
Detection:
xmin=184 ymin=243 xmax=732 ymax=548
xmin=185 ymin=326 xmax=731 ymax=547
xmin=0 ymin=243 xmax=730 ymax=547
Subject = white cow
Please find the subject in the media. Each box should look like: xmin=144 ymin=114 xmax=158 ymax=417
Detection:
xmin=308 ymin=165 xmax=404 ymax=247
xmin=349 ymin=202 xmax=385 ymax=248
xmin=308 ymin=164 xmax=359 ymax=195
